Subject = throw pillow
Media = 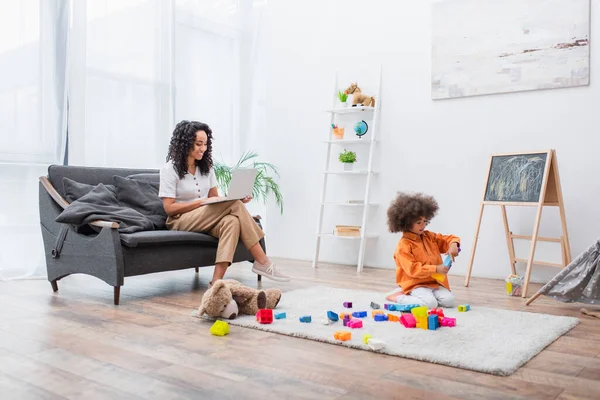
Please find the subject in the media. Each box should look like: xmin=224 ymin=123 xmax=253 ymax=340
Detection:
xmin=63 ymin=177 xmax=116 ymax=203
xmin=113 ymin=175 xmax=167 ymax=229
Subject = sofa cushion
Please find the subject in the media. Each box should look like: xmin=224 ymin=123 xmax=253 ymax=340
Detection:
xmin=127 ymin=173 xmax=160 ymax=185
xmin=113 ymin=175 xmax=167 ymax=229
xmin=63 ymin=177 xmax=116 ymax=203
xmin=120 ymin=230 xmax=219 ymax=248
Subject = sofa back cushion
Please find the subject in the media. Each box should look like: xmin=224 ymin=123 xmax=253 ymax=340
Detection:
xmin=48 ymin=165 xmax=157 ymax=197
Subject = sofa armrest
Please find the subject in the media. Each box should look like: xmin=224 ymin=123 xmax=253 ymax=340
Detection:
xmin=39 ymin=176 xmax=119 ymax=229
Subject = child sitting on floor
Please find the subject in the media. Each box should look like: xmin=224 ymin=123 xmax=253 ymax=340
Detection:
xmin=385 ymin=192 xmax=460 ymax=308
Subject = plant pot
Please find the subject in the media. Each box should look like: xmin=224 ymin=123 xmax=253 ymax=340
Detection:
xmin=340 ymin=102 xmax=347 ymax=108
xmin=343 ymin=163 xmax=354 ymax=171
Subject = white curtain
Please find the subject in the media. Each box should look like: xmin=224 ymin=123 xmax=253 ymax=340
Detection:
xmin=0 ymin=0 xmax=268 ymax=280
xmin=0 ymin=0 xmax=69 ymax=280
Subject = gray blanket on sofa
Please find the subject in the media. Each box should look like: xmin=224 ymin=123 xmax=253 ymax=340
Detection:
xmin=56 ymin=176 xmax=167 ymax=233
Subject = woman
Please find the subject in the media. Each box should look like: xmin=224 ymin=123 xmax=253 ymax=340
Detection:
xmin=159 ymin=120 xmax=290 ymax=284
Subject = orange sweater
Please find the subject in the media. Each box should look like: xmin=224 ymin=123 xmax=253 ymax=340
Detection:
xmin=394 ymin=230 xmax=460 ymax=294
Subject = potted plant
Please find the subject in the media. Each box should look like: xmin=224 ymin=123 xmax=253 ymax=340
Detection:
xmin=337 ymin=91 xmax=348 ymax=108
xmin=213 ymin=151 xmax=284 ymax=214
xmin=338 ymin=149 xmax=357 ymax=171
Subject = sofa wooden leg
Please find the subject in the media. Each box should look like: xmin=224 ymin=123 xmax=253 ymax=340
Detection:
xmin=114 ymin=286 xmax=121 ymax=305
xmin=50 ymin=280 xmax=58 ymax=292
xmin=195 ymin=267 xmax=199 ymax=273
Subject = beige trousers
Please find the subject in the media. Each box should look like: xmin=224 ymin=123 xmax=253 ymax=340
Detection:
xmin=166 ymin=200 xmax=264 ymax=265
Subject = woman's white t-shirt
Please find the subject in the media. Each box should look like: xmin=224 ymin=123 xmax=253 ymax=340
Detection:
xmin=159 ymin=161 xmax=217 ymax=203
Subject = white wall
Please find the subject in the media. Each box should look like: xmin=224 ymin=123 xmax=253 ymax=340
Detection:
xmin=263 ymin=0 xmax=600 ymax=282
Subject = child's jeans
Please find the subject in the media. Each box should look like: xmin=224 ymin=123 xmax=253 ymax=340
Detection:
xmin=388 ymin=286 xmax=455 ymax=309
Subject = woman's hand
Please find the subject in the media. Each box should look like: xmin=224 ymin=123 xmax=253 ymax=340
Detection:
xmin=436 ymin=265 xmax=449 ymax=274
xmin=241 ymin=195 xmax=253 ymax=204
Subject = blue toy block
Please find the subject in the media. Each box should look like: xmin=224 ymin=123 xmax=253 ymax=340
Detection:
xmin=395 ymin=304 xmax=419 ymax=312
xmin=274 ymin=312 xmax=286 ymax=319
xmin=352 ymin=311 xmax=367 ymax=318
xmin=327 ymin=311 xmax=339 ymax=321
xmin=443 ymin=254 xmax=453 ymax=268
xmin=299 ymin=316 xmax=312 ymax=323
xmin=428 ymin=314 xmax=439 ymax=330
xmin=374 ymin=314 xmax=388 ymax=322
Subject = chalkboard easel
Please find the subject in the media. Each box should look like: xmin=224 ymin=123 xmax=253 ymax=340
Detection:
xmin=464 ymin=149 xmax=571 ymax=298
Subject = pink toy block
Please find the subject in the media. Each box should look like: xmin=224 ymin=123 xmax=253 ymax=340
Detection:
xmin=347 ymin=320 xmax=363 ymax=329
xmin=441 ymin=317 xmax=456 ymax=327
xmin=400 ymin=313 xmax=416 ymax=328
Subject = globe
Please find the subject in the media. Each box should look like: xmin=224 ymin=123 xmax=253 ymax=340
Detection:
xmin=354 ymin=120 xmax=368 ymax=138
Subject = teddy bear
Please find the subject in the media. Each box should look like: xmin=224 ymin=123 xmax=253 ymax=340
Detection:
xmin=197 ymin=279 xmax=281 ymax=320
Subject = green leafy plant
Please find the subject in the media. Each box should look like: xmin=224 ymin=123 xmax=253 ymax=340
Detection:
xmin=337 ymin=91 xmax=348 ymax=102
xmin=338 ymin=149 xmax=357 ymax=164
xmin=213 ymin=150 xmax=284 ymax=214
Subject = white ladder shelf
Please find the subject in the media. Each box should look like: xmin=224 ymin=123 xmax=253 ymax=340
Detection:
xmin=312 ymin=69 xmax=382 ymax=273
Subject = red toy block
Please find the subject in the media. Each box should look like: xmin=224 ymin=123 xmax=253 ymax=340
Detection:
xmin=428 ymin=308 xmax=444 ymax=317
xmin=256 ymin=309 xmax=273 ymax=324
xmin=400 ymin=313 xmax=416 ymax=328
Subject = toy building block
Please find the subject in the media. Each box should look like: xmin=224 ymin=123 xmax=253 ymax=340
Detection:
xmin=415 ymin=315 xmax=428 ymax=330
xmin=458 ymin=304 xmax=471 ymax=312
xmin=367 ymin=338 xmax=386 ymax=350
xmin=347 ymin=320 xmax=363 ymax=329
xmin=363 ymin=334 xmax=373 ymax=344
xmin=274 ymin=312 xmax=287 ymax=319
xmin=343 ymin=301 xmax=353 ymax=308
xmin=327 ymin=311 xmax=339 ymax=321
xmin=299 ymin=315 xmax=312 ymax=323
xmin=352 ymin=311 xmax=367 ymax=318
xmin=210 ymin=320 xmax=230 ymax=336
xmin=372 ymin=310 xmax=384 ymax=318
xmin=374 ymin=314 xmax=388 ymax=322
xmin=411 ymin=306 xmax=428 ymax=318
xmin=340 ymin=313 xmax=352 ymax=320
xmin=321 ymin=318 xmax=330 ymax=325
xmin=342 ymin=314 xmax=351 ymax=326
xmin=396 ymin=304 xmax=420 ymax=312
xmin=428 ymin=315 xmax=439 ymax=330
xmin=256 ymin=309 xmax=273 ymax=324
xmin=387 ymin=314 xmax=399 ymax=322
xmin=334 ymin=331 xmax=351 ymax=341
xmin=441 ymin=317 xmax=456 ymax=327
xmin=428 ymin=308 xmax=443 ymax=316
xmin=443 ymin=254 xmax=453 ymax=268
xmin=400 ymin=314 xmax=416 ymax=328
xmin=370 ymin=302 xmax=381 ymax=309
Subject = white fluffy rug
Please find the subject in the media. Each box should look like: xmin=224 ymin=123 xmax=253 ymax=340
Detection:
xmin=221 ymin=286 xmax=579 ymax=376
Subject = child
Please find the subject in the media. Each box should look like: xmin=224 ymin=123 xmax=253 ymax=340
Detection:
xmin=385 ymin=192 xmax=460 ymax=308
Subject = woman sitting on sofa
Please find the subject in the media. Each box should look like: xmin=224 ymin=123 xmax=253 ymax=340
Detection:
xmin=159 ymin=120 xmax=290 ymax=284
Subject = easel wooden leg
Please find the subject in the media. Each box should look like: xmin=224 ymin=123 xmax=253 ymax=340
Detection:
xmin=465 ymin=203 xmax=485 ymax=287
xmin=525 ymin=288 xmax=544 ymax=306
xmin=522 ymin=204 xmax=544 ymax=298
xmin=501 ymin=205 xmax=517 ymax=276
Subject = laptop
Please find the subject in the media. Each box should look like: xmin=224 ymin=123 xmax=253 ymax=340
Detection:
xmin=202 ymin=168 xmax=258 ymax=205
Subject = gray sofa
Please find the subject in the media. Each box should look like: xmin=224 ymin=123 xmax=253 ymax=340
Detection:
xmin=39 ymin=165 xmax=265 ymax=305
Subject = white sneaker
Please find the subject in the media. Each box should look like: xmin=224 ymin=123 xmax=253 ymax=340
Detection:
xmin=252 ymin=261 xmax=290 ymax=282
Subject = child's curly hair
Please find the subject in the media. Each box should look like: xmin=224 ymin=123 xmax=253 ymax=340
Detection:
xmin=387 ymin=192 xmax=439 ymax=233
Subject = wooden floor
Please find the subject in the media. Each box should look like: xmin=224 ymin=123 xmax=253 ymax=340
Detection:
xmin=1 ymin=260 xmax=600 ymax=400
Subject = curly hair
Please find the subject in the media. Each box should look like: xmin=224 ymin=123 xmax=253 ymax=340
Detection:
xmin=167 ymin=120 xmax=214 ymax=179
xmin=387 ymin=192 xmax=439 ymax=233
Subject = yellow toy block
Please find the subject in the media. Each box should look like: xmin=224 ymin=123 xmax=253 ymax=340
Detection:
xmin=339 ymin=313 xmax=352 ymax=320
xmin=411 ymin=306 xmax=428 ymax=318
xmin=363 ymin=334 xmax=373 ymax=344
xmin=372 ymin=310 xmax=385 ymax=318
xmin=415 ymin=315 xmax=428 ymax=330
xmin=210 ymin=320 xmax=230 ymax=336
xmin=458 ymin=304 xmax=471 ymax=312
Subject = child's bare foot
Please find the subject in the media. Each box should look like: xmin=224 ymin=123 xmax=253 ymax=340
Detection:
xmin=386 ymin=294 xmax=398 ymax=302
